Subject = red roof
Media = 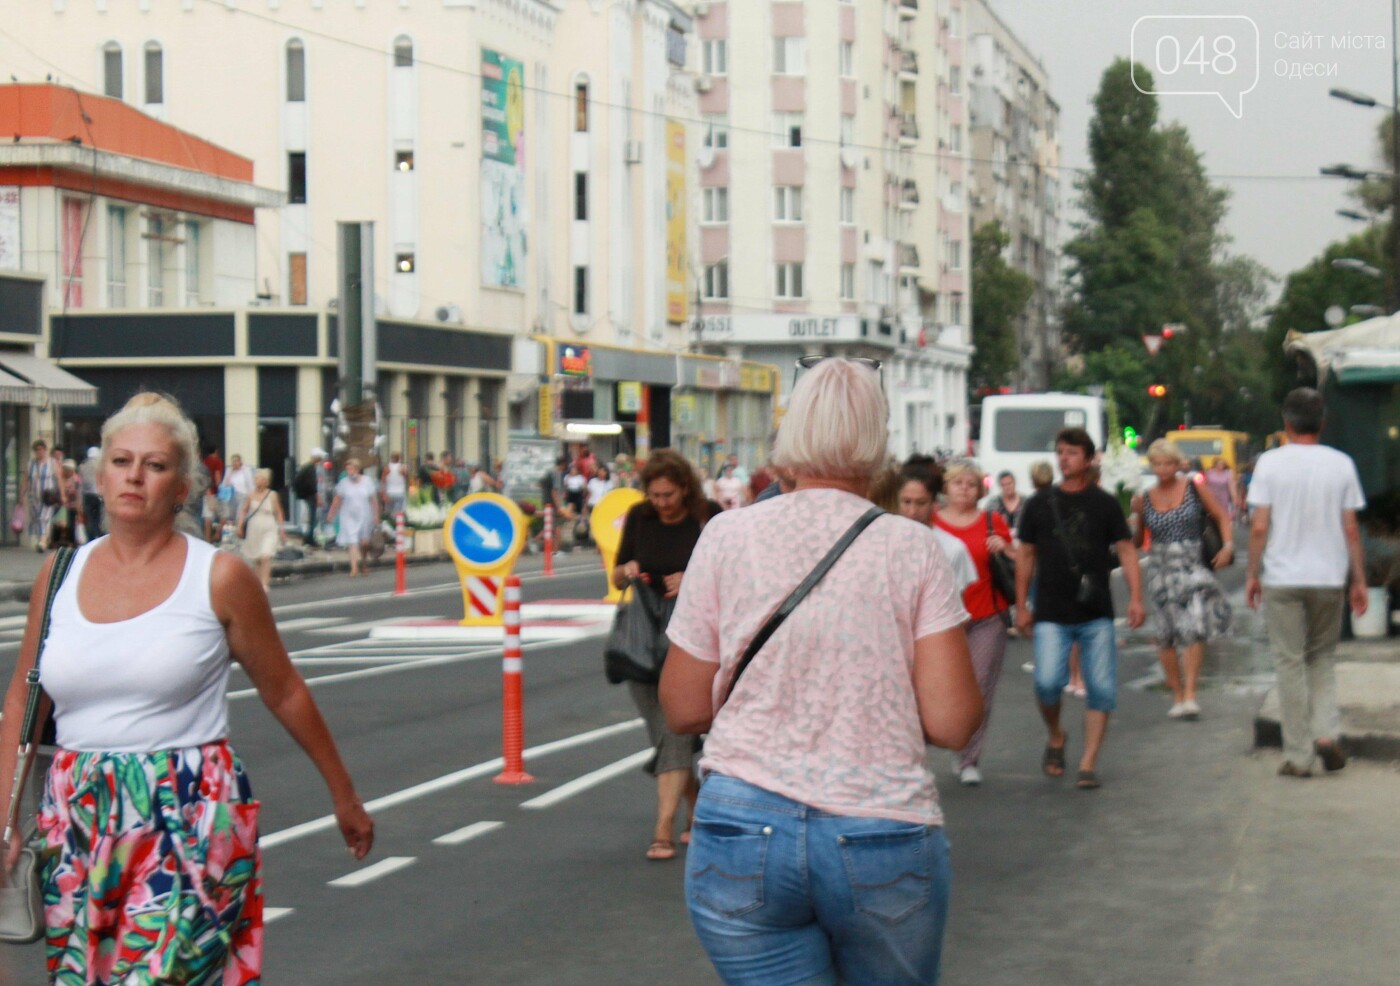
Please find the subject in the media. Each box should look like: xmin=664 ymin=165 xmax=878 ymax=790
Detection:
xmin=0 ymin=84 xmax=252 ymax=182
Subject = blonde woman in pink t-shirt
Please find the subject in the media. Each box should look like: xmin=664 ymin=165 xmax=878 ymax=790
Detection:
xmin=661 ymin=358 xmax=983 ymax=985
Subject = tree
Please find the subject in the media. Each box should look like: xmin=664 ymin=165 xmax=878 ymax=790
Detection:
xmin=969 ymin=222 xmax=1034 ymax=393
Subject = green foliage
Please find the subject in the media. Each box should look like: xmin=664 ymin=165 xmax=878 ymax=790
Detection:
xmin=970 ymin=222 xmax=1034 ymax=392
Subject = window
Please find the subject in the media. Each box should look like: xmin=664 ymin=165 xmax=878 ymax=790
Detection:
xmin=702 ymin=39 xmax=727 ymax=76
xmin=772 ymin=112 xmax=802 ymax=148
xmin=950 ymin=293 xmax=964 ymax=325
xmin=61 ymin=198 xmax=85 ymax=309
xmin=703 ymin=113 xmax=729 ymax=149
xmin=702 ymin=187 xmax=729 ymax=223
xmin=840 ymin=115 xmax=855 ymax=146
xmin=395 ymin=150 xmax=415 ymax=172
xmin=949 ymin=239 xmax=963 ymax=269
xmin=949 ymin=65 xmax=961 ymax=95
xmin=949 ymin=181 xmax=962 ymax=209
xmin=950 ymin=124 xmax=962 ymax=153
xmin=774 ymin=262 xmax=804 ymax=299
xmin=143 ymin=41 xmax=163 ymax=104
xmin=839 ymin=187 xmax=855 ymax=224
xmin=286 ymin=40 xmax=305 ymax=102
xmin=107 ymin=206 xmax=127 ymax=307
xmin=773 ymin=186 xmax=804 ymax=222
xmin=574 ymin=172 xmax=588 ymax=221
xmin=949 ymin=9 xmax=961 ymax=37
xmin=840 ymin=263 xmax=855 ymax=301
xmin=288 ymin=152 xmax=307 ymax=204
xmin=289 ymin=252 xmax=308 ymax=306
xmin=575 ymin=82 xmax=589 ymax=132
xmin=185 ymin=221 xmax=201 ymax=305
xmin=393 ymin=35 xmax=413 ymax=68
xmin=703 ymin=260 xmax=729 ymax=300
xmin=839 ymin=41 xmax=854 ymax=77
xmin=147 ymin=215 xmax=167 ymax=307
xmin=573 ymin=265 xmax=589 ymax=315
xmin=773 ymin=37 xmax=805 ymax=75
xmin=395 ymin=252 xmax=415 ymax=273
xmin=102 ymin=42 xmax=122 ymax=99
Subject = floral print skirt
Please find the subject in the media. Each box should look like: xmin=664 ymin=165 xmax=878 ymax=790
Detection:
xmin=38 ymin=741 xmax=262 ymax=985
xmin=1146 ymin=540 xmax=1233 ymax=649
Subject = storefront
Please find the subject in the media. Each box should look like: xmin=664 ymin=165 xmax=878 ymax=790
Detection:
xmin=672 ymin=356 xmax=777 ymax=475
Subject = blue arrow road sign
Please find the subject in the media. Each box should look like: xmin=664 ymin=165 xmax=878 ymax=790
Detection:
xmin=450 ymin=499 xmax=517 ymax=568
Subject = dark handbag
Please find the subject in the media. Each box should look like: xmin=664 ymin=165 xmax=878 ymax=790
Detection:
xmin=39 ymin=487 xmax=59 ymax=508
xmin=1194 ymin=484 xmax=1231 ymax=567
xmin=720 ymin=507 xmax=885 ymax=709
xmin=984 ymin=511 xmax=1016 ymax=608
xmin=1 ymin=546 xmax=76 ymax=945
xmin=604 ymin=578 xmax=676 ymax=685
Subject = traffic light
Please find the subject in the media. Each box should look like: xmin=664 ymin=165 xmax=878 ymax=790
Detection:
xmin=1162 ymin=327 xmax=1174 ymax=340
xmin=1123 ymin=425 xmax=1139 ymax=449
xmin=1147 ymin=384 xmax=1168 ymax=398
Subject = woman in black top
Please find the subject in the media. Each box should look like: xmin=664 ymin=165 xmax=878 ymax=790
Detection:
xmin=612 ymin=449 xmax=720 ymax=861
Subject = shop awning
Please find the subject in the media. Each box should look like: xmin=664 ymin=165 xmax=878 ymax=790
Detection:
xmin=0 ymin=352 xmax=98 ymax=406
xmin=0 ymin=365 xmax=33 ymax=404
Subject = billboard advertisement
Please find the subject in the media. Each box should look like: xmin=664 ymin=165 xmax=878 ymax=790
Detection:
xmin=665 ymin=120 xmax=687 ymax=324
xmin=0 ymin=187 xmax=20 ymax=270
xmin=481 ymin=49 xmax=527 ymax=289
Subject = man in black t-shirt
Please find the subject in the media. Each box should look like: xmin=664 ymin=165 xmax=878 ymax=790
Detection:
xmin=1015 ymin=428 xmax=1145 ymax=790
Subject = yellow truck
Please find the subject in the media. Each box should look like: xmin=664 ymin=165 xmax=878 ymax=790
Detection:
xmin=1165 ymin=428 xmax=1250 ymax=471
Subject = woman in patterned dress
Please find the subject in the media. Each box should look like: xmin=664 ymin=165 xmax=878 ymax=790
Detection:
xmin=0 ymin=392 xmax=374 ymax=985
xmin=1131 ymin=439 xmax=1234 ymax=721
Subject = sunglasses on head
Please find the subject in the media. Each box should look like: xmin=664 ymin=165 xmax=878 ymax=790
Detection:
xmin=793 ymin=356 xmax=883 ymax=371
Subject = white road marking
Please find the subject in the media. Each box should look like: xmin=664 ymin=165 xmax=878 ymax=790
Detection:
xmin=274 ymin=616 xmax=349 ymax=632
xmin=519 ymin=750 xmax=653 ymax=810
xmin=264 ymin=907 xmax=294 ymax=924
xmin=307 ymin=618 xmax=402 ymax=636
xmin=0 ymin=629 xmax=23 ymax=640
xmin=432 ymin=821 xmax=505 ymax=846
xmin=0 ymin=615 xmax=28 ymax=630
xmin=328 ymin=856 xmax=416 ymax=888
xmin=260 ymin=719 xmax=643 ymax=849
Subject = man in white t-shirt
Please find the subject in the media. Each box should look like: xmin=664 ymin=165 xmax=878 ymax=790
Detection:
xmin=1246 ymin=387 xmax=1367 ymax=778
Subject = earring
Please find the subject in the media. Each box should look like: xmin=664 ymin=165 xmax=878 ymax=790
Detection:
xmin=173 ymin=503 xmax=182 ymax=515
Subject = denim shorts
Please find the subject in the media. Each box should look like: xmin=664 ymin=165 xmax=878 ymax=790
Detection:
xmin=1033 ymin=618 xmax=1118 ymax=712
xmin=685 ymin=774 xmax=950 ymax=986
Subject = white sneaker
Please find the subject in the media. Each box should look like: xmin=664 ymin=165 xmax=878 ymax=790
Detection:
xmin=1181 ymin=699 xmax=1201 ymax=720
xmin=1168 ymin=702 xmax=1187 ymax=719
xmin=959 ymin=765 xmax=983 ymax=786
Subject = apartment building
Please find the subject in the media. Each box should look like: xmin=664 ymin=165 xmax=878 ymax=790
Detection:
xmin=966 ymin=0 xmax=1062 ymax=392
xmin=687 ymin=0 xmax=971 ymax=458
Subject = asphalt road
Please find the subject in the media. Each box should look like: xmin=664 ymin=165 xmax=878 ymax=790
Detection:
xmin=3 ymin=545 xmax=1376 ymax=985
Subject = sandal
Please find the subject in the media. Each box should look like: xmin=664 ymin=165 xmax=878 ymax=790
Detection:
xmin=1075 ymin=770 xmax=1101 ymax=790
xmin=1278 ymin=761 xmax=1313 ymax=778
xmin=1042 ymin=741 xmax=1067 ymax=778
xmin=646 ymin=839 xmax=676 ymax=861
xmin=1314 ymin=740 xmax=1347 ymax=773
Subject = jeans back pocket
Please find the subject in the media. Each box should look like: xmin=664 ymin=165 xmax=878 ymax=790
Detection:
xmin=687 ymin=820 xmax=770 ymax=919
xmin=837 ymin=825 xmax=932 ymax=925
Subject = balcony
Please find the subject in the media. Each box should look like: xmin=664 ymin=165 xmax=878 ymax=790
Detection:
xmin=899 ymin=49 xmax=919 ymax=77
xmin=899 ymin=0 xmax=918 ymax=19
xmin=899 ymin=179 xmax=919 ymax=209
xmin=898 ymin=112 xmax=919 ymax=145
xmin=899 ymin=243 xmax=921 ymax=271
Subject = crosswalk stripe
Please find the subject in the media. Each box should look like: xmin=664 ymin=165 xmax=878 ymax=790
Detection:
xmin=519 ymin=750 xmax=653 ymax=811
xmin=0 ymin=615 xmax=28 ymax=630
xmin=329 ymin=856 xmax=416 ymax=888
xmin=432 ymin=821 xmax=504 ymax=846
xmin=264 ymin=907 xmax=294 ymax=924
xmin=275 ymin=616 xmax=349 ymax=632
xmin=308 ymin=618 xmax=403 ymax=636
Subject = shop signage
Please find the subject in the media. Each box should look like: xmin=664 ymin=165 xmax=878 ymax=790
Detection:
xmin=696 ymin=313 xmax=863 ymax=345
xmin=559 ymin=345 xmax=593 ymax=377
xmin=617 ymin=381 xmax=643 ymax=413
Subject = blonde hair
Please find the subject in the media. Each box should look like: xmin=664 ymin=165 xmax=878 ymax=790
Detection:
xmin=1146 ymin=439 xmax=1189 ymax=468
xmin=866 ymin=466 xmax=902 ymax=512
xmin=943 ymin=460 xmax=985 ymax=490
xmin=772 ymin=359 xmax=887 ymax=481
xmin=100 ymin=391 xmax=200 ymax=484
xmin=255 ymin=467 xmax=273 ymax=484
xmin=1029 ymin=460 xmax=1054 ymax=491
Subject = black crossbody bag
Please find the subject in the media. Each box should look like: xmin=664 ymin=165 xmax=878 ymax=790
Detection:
xmin=1045 ymin=490 xmax=1107 ymax=610
xmin=719 ymin=507 xmax=884 ymax=710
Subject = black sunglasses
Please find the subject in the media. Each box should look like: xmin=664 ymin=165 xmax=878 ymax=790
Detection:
xmin=794 ymin=355 xmax=883 ymax=371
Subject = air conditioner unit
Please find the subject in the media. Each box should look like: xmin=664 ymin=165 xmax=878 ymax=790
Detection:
xmin=434 ymin=303 xmax=463 ymax=324
xmin=696 ymin=75 xmax=713 ymax=93
xmin=624 ymin=140 xmax=644 ymax=164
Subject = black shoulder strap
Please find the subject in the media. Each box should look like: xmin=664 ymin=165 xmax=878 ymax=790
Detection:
xmin=19 ymin=547 xmax=76 ymax=745
xmin=721 ymin=507 xmax=884 ymax=709
xmin=1045 ymin=489 xmax=1083 ymax=577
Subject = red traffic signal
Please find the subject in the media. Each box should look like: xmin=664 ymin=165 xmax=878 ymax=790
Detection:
xmin=1147 ymin=384 xmax=1168 ymax=398
xmin=1162 ymin=327 xmax=1174 ymax=340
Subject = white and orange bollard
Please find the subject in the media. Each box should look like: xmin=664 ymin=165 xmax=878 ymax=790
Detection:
xmin=494 ymin=575 xmax=534 ymax=784
xmin=542 ymin=504 xmax=555 ymax=577
xmin=394 ymin=512 xmax=407 ymax=597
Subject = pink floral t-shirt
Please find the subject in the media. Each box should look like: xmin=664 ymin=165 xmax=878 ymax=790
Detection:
xmin=667 ymin=488 xmax=969 ymax=825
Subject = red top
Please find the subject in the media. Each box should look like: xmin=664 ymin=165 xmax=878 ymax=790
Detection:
xmin=934 ymin=510 xmax=1012 ymax=620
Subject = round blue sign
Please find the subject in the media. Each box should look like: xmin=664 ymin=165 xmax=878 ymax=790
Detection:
xmin=450 ymin=499 xmax=517 ymax=567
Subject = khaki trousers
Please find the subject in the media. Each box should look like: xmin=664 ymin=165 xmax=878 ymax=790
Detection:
xmin=1262 ymin=586 xmax=1345 ymax=771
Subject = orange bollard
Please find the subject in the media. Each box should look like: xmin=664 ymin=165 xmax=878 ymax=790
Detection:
xmin=495 ymin=576 xmax=533 ymax=784
xmin=543 ymin=504 xmax=555 ymax=577
xmin=394 ymin=512 xmax=407 ymax=597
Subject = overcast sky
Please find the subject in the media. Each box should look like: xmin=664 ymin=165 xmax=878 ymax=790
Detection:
xmin=993 ymin=0 xmax=1397 ymax=293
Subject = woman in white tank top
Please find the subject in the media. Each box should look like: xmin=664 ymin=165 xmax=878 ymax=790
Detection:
xmin=0 ymin=393 xmax=374 ymax=985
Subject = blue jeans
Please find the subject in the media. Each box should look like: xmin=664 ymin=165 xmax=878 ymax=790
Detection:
xmin=1033 ymin=618 xmax=1118 ymax=712
xmin=685 ymin=774 xmax=950 ymax=985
